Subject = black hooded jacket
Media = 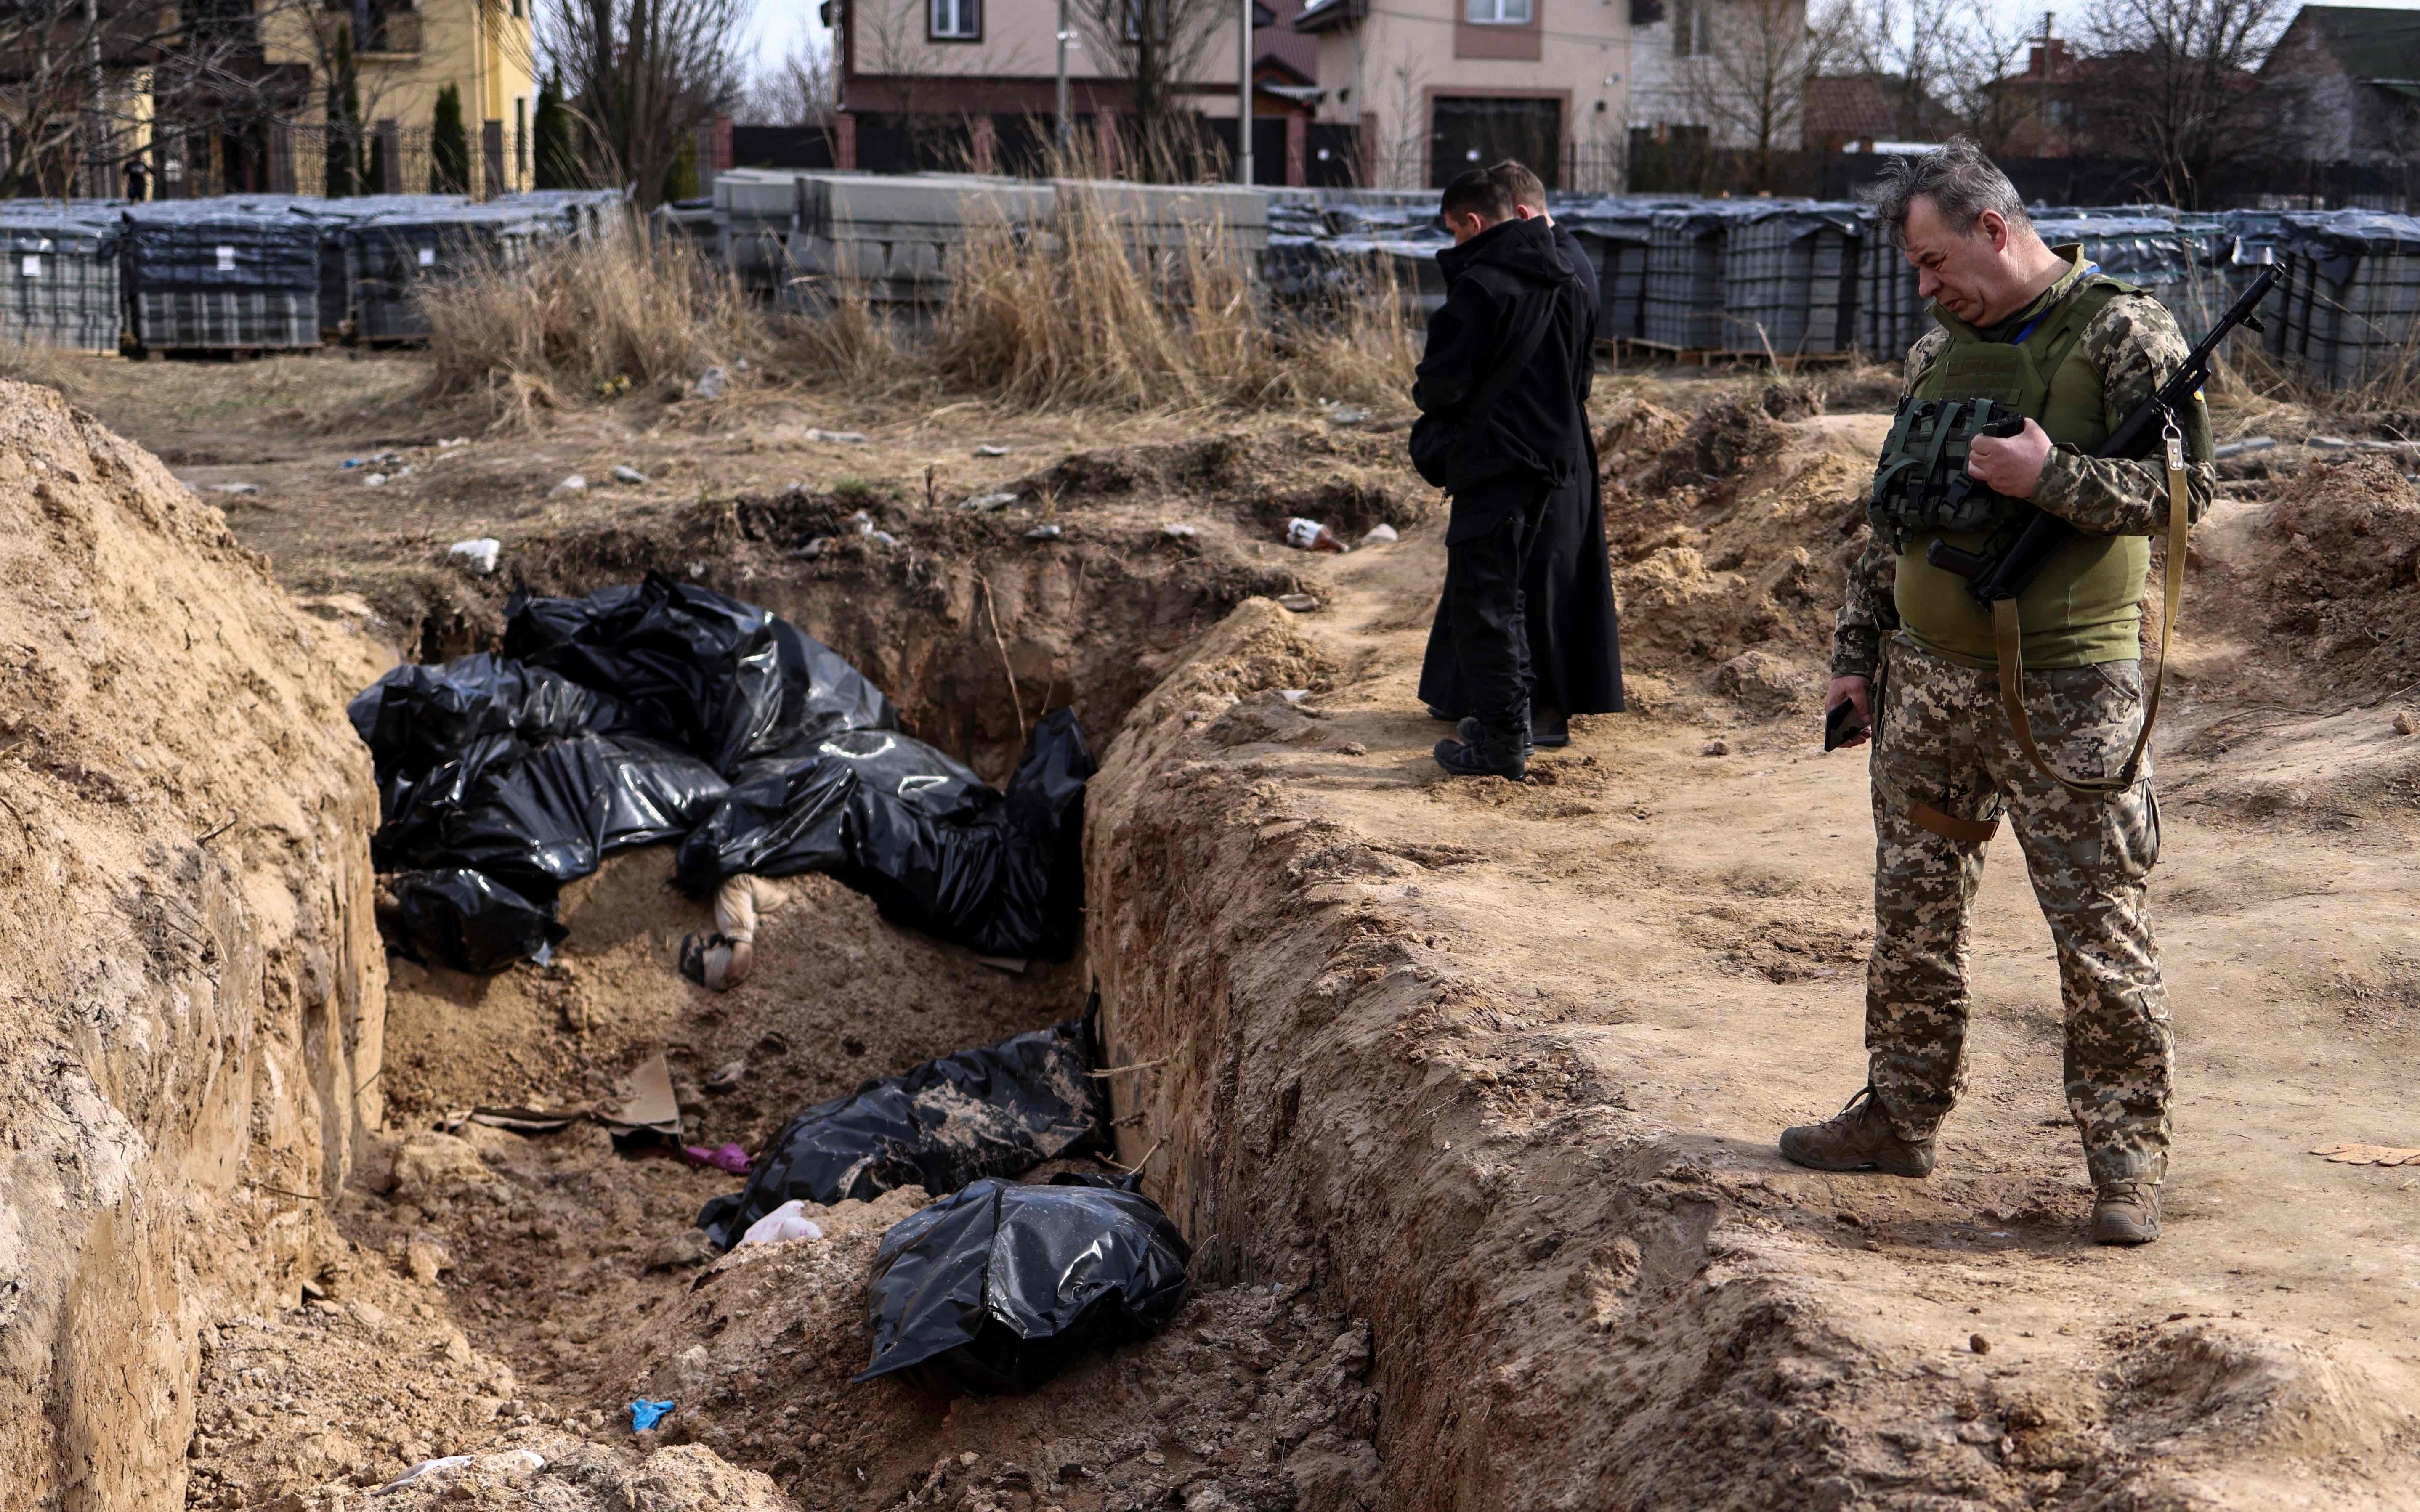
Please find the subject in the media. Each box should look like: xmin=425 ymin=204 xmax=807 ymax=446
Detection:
xmin=1411 ymin=215 xmax=1589 ymax=502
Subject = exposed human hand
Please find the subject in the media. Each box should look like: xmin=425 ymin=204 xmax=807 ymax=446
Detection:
xmin=1827 ymin=675 xmax=1871 ymax=749
xmin=1967 ymin=418 xmax=2052 ymax=499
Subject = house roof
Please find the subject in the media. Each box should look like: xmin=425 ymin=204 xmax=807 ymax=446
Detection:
xmin=1804 ymin=73 xmax=1957 ymax=143
xmin=2271 ymin=6 xmax=2420 ymax=82
xmin=1293 ymin=0 xmax=1365 ymax=33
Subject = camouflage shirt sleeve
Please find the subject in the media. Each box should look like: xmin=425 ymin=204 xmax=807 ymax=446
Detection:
xmin=1830 ymin=329 xmax=1948 ymax=679
xmin=2030 ymin=294 xmax=2217 ymax=534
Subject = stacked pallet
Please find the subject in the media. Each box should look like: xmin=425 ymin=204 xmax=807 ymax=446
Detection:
xmin=0 ymin=204 xmax=122 ymax=352
xmin=788 ymin=173 xmax=1056 ymax=309
xmin=1263 ymin=195 xmax=1448 ymax=318
xmin=1723 ymin=203 xmax=1863 ymax=355
xmin=1560 ymin=200 xmax=1661 ymax=342
xmin=1643 ymin=206 xmax=1737 ymax=351
xmin=122 ymin=198 xmax=323 ymax=353
xmin=2271 ymin=210 xmax=2420 ymax=390
xmin=298 ymin=194 xmax=475 ymax=337
xmin=497 ymin=188 xmax=630 ymax=241
xmin=344 ymin=201 xmax=561 ymax=342
xmin=714 ymin=168 xmax=808 ymax=297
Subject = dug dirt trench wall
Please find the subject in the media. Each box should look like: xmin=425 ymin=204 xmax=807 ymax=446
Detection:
xmin=0 ymin=382 xmax=386 ymax=1511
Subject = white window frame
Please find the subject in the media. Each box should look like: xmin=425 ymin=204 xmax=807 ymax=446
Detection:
xmin=930 ymin=0 xmax=980 ymax=41
xmin=1465 ymin=0 xmax=1533 ymax=21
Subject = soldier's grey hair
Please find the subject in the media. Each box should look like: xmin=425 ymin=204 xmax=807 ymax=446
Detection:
xmin=1861 ymin=137 xmax=2032 ymax=251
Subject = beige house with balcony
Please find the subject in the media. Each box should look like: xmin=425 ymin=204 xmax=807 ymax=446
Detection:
xmin=1294 ymin=0 xmax=1634 ymax=190
xmin=126 ymin=0 xmax=537 ymax=197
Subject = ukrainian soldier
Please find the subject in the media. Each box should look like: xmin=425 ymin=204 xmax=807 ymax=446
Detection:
xmin=1778 ymin=139 xmax=2214 ymax=1247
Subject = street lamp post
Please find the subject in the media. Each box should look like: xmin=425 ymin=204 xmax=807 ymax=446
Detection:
xmin=1057 ymin=0 xmax=1073 ymax=153
xmin=1235 ymin=0 xmax=1253 ymax=185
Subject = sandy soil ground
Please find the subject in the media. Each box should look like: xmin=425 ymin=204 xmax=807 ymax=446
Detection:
xmin=19 ymin=343 xmax=2418 ymax=1509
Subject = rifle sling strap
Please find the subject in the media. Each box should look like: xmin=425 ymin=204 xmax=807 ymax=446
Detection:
xmin=1991 ymin=435 xmax=2189 ymax=798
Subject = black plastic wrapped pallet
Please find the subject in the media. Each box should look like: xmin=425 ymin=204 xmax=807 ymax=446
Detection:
xmin=495 ymin=188 xmax=633 ymax=241
xmin=696 ymin=1012 xmax=1110 ymax=1249
xmin=343 ymin=205 xmax=557 ymax=342
xmin=2271 ymin=209 xmax=2420 ymax=390
xmin=854 ymin=1174 xmax=1193 ymax=1394
xmin=122 ymin=199 xmax=323 ymax=350
xmin=289 ymin=194 xmax=475 ymax=336
xmin=1720 ymin=202 xmax=1864 ymax=355
xmin=0 ymin=211 xmax=122 ymax=352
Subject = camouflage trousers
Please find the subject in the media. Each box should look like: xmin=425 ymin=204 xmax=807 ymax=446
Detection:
xmin=1865 ymin=633 xmax=2172 ymax=1194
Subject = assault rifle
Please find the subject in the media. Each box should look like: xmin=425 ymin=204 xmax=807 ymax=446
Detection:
xmin=1924 ymin=264 xmax=2281 ymax=604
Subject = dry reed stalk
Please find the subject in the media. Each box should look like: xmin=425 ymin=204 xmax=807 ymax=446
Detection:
xmin=934 ymin=181 xmax=1418 ymax=416
xmin=419 ymin=221 xmax=755 ymax=430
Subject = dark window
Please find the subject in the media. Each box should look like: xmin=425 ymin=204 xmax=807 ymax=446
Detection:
xmin=1671 ymin=0 xmax=1700 ymax=56
xmin=930 ymin=0 xmax=980 ymax=40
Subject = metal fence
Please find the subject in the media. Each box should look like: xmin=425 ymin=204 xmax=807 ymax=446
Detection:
xmin=146 ymin=121 xmax=533 ymax=202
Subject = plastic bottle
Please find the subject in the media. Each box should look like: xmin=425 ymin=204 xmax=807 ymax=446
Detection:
xmin=1284 ymin=517 xmax=1349 ymax=553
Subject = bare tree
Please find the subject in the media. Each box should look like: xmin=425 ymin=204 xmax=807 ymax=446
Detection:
xmin=1673 ymin=0 xmax=1853 ymax=190
xmin=530 ymin=0 xmax=754 ymax=204
xmin=1379 ymin=49 xmax=1429 ymax=190
xmin=739 ymin=36 xmax=835 ymax=125
xmin=1841 ymin=0 xmax=2040 ymax=151
xmin=0 ymin=0 xmax=316 ymax=199
xmin=2075 ymin=0 xmax=2297 ymax=207
xmin=1070 ymin=0 xmax=1233 ymax=175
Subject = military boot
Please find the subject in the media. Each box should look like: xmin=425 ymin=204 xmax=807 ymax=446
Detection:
xmin=1778 ymin=1086 xmax=1935 ymax=1177
xmin=2092 ymin=1186 xmax=2161 ymax=1246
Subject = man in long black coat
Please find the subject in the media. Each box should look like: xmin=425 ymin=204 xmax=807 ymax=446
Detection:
xmin=1417 ymin=163 xmax=1625 ymax=747
xmin=1411 ymin=169 xmax=1592 ymax=780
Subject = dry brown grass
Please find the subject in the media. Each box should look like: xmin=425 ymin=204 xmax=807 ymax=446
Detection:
xmin=932 ymin=183 xmax=1417 ymax=415
xmin=422 ymin=186 xmax=1419 ymax=429
xmin=767 ymin=284 xmax=907 ymax=393
xmin=418 ymin=220 xmax=759 ymax=430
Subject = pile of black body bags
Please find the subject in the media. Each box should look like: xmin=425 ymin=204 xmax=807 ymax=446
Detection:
xmin=349 ymin=573 xmax=1095 ymax=973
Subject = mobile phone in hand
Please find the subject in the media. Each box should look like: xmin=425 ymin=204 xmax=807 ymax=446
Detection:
xmin=1824 ymin=698 xmax=1867 ymax=752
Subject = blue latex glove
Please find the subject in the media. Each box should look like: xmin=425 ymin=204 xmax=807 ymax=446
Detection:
xmin=629 ymin=1399 xmax=677 ymax=1431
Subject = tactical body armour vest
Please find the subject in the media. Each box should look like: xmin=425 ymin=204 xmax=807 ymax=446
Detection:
xmin=1888 ymin=255 xmax=2152 ymax=669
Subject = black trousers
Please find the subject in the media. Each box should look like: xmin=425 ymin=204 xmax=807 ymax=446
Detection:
xmin=1440 ymin=479 xmax=1551 ymax=735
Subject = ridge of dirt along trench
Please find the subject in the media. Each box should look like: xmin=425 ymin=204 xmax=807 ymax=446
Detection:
xmin=1086 ymin=474 xmax=2420 ymax=1503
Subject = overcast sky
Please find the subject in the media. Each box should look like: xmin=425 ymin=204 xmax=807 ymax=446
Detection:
xmin=749 ymin=0 xmax=2420 ymax=80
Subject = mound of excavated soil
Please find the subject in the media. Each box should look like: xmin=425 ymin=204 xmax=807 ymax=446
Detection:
xmin=2205 ymin=454 xmax=2420 ymax=702
xmin=1598 ymin=395 xmax=1883 ymax=719
xmin=0 ymin=381 xmax=387 ymax=1508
